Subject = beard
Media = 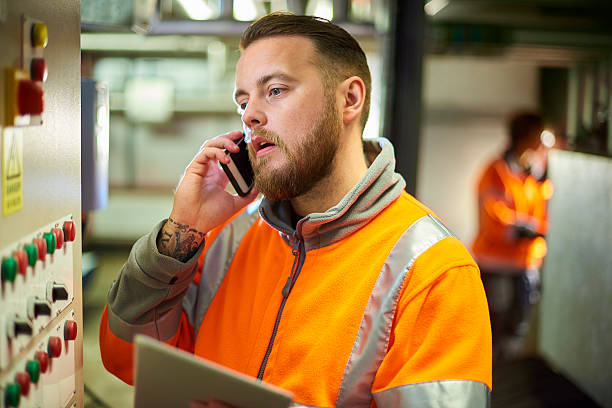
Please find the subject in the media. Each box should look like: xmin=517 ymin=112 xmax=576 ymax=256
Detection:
xmin=248 ymin=98 xmax=342 ymax=202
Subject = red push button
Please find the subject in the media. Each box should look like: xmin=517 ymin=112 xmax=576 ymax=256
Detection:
xmin=63 ymin=221 xmax=76 ymax=242
xmin=30 ymin=58 xmax=48 ymax=82
xmin=13 ymin=249 xmax=28 ymax=277
xmin=48 ymin=336 xmax=62 ymax=358
xmin=15 ymin=372 xmax=31 ymax=396
xmin=17 ymin=79 xmax=44 ymax=115
xmin=64 ymin=320 xmax=77 ymax=341
xmin=34 ymin=238 xmax=47 ymax=261
xmin=36 ymin=350 xmax=49 ymax=373
xmin=52 ymin=227 xmax=64 ymax=249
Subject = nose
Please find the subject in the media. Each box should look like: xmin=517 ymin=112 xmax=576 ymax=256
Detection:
xmin=241 ymin=97 xmax=267 ymax=130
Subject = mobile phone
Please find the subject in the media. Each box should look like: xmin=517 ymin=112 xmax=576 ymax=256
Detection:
xmin=220 ymin=135 xmax=254 ymax=197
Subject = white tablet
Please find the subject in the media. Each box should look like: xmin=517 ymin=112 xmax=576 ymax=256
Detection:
xmin=133 ymin=335 xmax=294 ymax=408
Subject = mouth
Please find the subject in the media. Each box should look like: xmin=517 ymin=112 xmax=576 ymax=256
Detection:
xmin=251 ymin=134 xmax=278 ymax=157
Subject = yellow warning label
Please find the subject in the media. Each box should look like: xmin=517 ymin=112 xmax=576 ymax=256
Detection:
xmin=2 ymin=127 xmax=24 ymax=215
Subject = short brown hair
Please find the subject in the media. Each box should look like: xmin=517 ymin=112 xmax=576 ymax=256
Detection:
xmin=509 ymin=112 xmax=543 ymax=149
xmin=240 ymin=12 xmax=372 ymax=130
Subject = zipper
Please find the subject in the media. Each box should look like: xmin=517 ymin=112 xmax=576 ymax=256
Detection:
xmin=257 ymin=238 xmax=304 ymax=380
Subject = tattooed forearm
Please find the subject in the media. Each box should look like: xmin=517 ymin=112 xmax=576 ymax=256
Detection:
xmin=156 ymin=217 xmax=205 ymax=262
xmin=159 ymin=230 xmax=172 ymax=246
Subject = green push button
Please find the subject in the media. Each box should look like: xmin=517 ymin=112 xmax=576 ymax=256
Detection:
xmin=5 ymin=382 xmax=20 ymax=407
xmin=26 ymin=360 xmax=41 ymax=383
xmin=2 ymin=257 xmax=18 ymax=283
xmin=43 ymin=232 xmax=56 ymax=255
xmin=24 ymin=244 xmax=38 ymax=267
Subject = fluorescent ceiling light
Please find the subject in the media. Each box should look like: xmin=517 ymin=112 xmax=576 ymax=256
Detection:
xmin=424 ymin=0 xmax=449 ymax=16
xmin=307 ymin=0 xmax=333 ymax=21
xmin=234 ymin=0 xmax=258 ymax=21
xmin=81 ymin=34 xmax=211 ymax=52
xmin=177 ymin=0 xmax=214 ymax=20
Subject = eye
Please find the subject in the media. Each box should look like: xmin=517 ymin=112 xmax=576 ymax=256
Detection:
xmin=270 ymin=88 xmax=283 ymax=97
xmin=236 ymin=102 xmax=247 ymax=115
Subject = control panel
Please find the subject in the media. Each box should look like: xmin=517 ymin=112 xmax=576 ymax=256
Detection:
xmin=0 ymin=216 xmax=77 ymax=408
xmin=1 ymin=2 xmax=82 ymax=406
xmin=0 ymin=311 xmax=77 ymax=408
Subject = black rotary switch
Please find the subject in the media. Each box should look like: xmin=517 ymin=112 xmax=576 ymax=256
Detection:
xmin=27 ymin=297 xmax=52 ymax=319
xmin=34 ymin=302 xmax=51 ymax=317
xmin=8 ymin=317 xmax=33 ymax=338
xmin=47 ymin=282 xmax=69 ymax=302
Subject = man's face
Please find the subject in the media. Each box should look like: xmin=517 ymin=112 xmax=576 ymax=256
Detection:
xmin=517 ymin=128 xmax=546 ymax=173
xmin=234 ymin=36 xmax=341 ymax=201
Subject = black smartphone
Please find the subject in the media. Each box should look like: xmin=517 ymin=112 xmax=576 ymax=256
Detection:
xmin=220 ymin=135 xmax=254 ymax=197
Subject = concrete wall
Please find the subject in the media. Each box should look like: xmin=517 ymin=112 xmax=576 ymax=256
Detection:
xmin=539 ymin=150 xmax=612 ymax=408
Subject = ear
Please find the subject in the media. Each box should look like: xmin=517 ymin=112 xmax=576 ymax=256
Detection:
xmin=339 ymin=76 xmax=366 ymax=126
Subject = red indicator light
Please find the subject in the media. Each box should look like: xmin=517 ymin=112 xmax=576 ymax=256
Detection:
xmin=63 ymin=220 xmax=76 ymax=242
xmin=34 ymin=238 xmax=47 ymax=260
xmin=15 ymin=372 xmax=31 ymax=396
xmin=30 ymin=58 xmax=48 ymax=82
xmin=13 ymin=249 xmax=28 ymax=276
xmin=48 ymin=336 xmax=62 ymax=358
xmin=52 ymin=227 xmax=65 ymax=249
xmin=17 ymin=79 xmax=44 ymax=115
xmin=36 ymin=350 xmax=50 ymax=373
xmin=64 ymin=320 xmax=78 ymax=341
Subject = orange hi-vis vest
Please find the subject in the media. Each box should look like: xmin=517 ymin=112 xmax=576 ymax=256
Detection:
xmin=472 ymin=152 xmax=553 ymax=271
xmin=100 ymin=139 xmax=492 ymax=407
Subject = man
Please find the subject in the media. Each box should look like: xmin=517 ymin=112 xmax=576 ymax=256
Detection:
xmin=472 ymin=112 xmax=553 ymax=363
xmin=100 ymin=12 xmax=491 ymax=407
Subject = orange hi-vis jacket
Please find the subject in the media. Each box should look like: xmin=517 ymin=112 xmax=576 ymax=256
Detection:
xmin=100 ymin=139 xmax=492 ymax=407
xmin=472 ymin=151 xmax=553 ymax=271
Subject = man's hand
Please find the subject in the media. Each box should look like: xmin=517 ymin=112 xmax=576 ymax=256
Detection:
xmin=157 ymin=131 xmax=259 ymax=261
xmin=512 ymin=221 xmax=544 ymax=240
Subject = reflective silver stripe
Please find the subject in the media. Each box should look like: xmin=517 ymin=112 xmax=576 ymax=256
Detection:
xmin=335 ymin=214 xmax=453 ymax=407
xmin=373 ymin=380 xmax=490 ymax=408
xmin=182 ymin=208 xmax=259 ymax=338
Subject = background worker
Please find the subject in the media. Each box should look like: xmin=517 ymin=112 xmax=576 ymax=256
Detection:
xmin=472 ymin=112 xmax=554 ymax=364
xmin=100 ymin=12 xmax=492 ymax=407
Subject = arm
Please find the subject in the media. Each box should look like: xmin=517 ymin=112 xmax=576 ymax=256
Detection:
xmin=99 ymin=219 xmax=202 ymax=384
xmin=479 ymin=164 xmax=544 ymax=239
xmin=372 ymin=264 xmax=492 ymax=407
xmin=479 ymin=164 xmax=516 ymax=228
xmin=157 ymin=217 xmax=206 ymax=262
xmin=99 ymin=131 xmax=259 ymax=384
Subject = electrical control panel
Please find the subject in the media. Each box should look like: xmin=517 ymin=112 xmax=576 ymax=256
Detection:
xmin=1 ymin=1 xmax=82 ymax=407
xmin=0 ymin=310 xmax=78 ymax=408
xmin=1 ymin=216 xmax=76 ymax=369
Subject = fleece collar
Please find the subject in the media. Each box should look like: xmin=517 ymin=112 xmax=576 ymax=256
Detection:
xmin=258 ymin=138 xmax=406 ymax=251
